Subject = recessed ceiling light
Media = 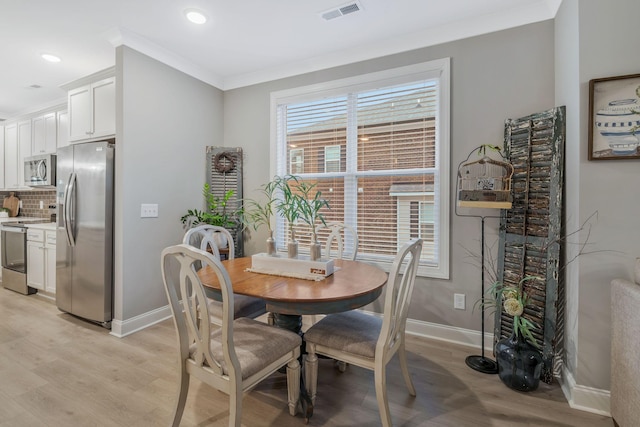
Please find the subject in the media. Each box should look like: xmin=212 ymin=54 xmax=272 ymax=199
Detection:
xmin=41 ymin=53 xmax=61 ymax=63
xmin=184 ymin=8 xmax=207 ymax=24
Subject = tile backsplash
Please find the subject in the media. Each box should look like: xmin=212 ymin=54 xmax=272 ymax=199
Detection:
xmin=0 ymin=190 xmax=56 ymax=219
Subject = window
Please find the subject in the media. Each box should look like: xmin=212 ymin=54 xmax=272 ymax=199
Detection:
xmin=271 ymin=59 xmax=450 ymax=278
xmin=324 ymin=145 xmax=340 ymax=172
xmin=290 ymin=148 xmax=304 ymax=174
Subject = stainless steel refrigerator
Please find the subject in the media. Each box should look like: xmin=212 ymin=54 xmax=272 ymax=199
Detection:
xmin=56 ymin=141 xmax=114 ymax=328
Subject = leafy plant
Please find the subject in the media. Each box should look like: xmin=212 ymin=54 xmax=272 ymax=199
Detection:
xmin=180 ymin=184 xmax=241 ymax=229
xmin=293 ymin=180 xmax=329 ymax=242
xmin=274 ymin=175 xmax=303 ymax=241
xmin=480 ymin=276 xmax=542 ymax=347
xmin=241 ymin=178 xmax=279 ymax=235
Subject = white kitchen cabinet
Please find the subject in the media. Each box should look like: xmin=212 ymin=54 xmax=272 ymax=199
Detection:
xmin=26 ymin=228 xmax=56 ymax=294
xmin=32 ymin=112 xmax=57 ymax=154
xmin=17 ymin=119 xmax=32 ymax=187
xmin=57 ymin=110 xmax=69 ymax=149
xmin=68 ymin=76 xmax=115 ymax=143
xmin=27 ymin=229 xmax=45 ymax=291
xmin=4 ymin=122 xmax=19 ymax=188
xmin=45 ymin=230 xmax=56 ymax=293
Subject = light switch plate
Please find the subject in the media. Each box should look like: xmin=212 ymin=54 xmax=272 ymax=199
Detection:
xmin=454 ymin=293 xmax=466 ymax=310
xmin=140 ymin=203 xmax=158 ymax=218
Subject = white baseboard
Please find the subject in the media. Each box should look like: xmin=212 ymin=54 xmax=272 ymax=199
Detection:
xmin=560 ymin=365 xmax=611 ymax=417
xmin=403 ymin=315 xmax=495 ymax=353
xmin=110 ymin=305 xmax=172 ymax=338
xmin=114 ymin=306 xmax=611 ymax=417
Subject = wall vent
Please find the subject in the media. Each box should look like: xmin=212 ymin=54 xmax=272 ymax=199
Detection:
xmin=321 ymin=1 xmax=363 ymax=21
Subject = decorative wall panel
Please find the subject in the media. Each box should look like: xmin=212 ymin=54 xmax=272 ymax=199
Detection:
xmin=207 ymin=146 xmax=244 ymax=258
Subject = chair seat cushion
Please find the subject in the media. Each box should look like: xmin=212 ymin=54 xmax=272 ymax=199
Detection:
xmin=304 ymin=310 xmax=382 ymax=359
xmin=208 ymin=295 xmax=267 ymax=322
xmin=207 ymin=318 xmax=302 ymax=379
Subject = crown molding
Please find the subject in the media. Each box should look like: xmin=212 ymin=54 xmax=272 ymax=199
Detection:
xmin=105 ymin=26 xmax=225 ymax=90
xmin=96 ymin=1 xmax=558 ymax=92
xmin=223 ymin=0 xmax=557 ymax=90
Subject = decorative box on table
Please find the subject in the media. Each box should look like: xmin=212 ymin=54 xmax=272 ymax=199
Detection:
xmin=250 ymin=253 xmax=335 ymax=280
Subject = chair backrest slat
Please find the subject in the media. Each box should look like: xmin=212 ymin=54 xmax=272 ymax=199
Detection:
xmin=183 ymin=225 xmax=235 ymax=261
xmin=161 ymin=244 xmax=240 ymax=378
xmin=377 ymin=238 xmax=422 ymax=355
xmin=316 ymin=222 xmax=359 ymax=261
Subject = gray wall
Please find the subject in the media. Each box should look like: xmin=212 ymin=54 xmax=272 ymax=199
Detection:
xmin=557 ymin=0 xmax=640 ymax=396
xmin=224 ymin=21 xmax=555 ymax=333
xmin=115 ymin=46 xmax=224 ymax=322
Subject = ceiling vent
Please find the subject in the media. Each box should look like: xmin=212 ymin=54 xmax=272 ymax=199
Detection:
xmin=321 ymin=1 xmax=363 ymax=21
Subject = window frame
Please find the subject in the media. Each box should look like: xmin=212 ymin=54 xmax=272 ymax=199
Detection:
xmin=289 ymin=147 xmax=304 ymax=174
xmin=270 ymin=58 xmax=450 ymax=278
xmin=324 ymin=145 xmax=341 ymax=173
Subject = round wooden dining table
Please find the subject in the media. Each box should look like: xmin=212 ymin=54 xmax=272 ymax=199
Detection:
xmin=198 ymin=256 xmax=388 ymax=421
xmin=198 ymin=256 xmax=388 ymax=332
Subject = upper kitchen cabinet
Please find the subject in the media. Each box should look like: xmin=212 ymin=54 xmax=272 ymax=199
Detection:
xmin=57 ymin=110 xmax=69 ymax=149
xmin=4 ymin=123 xmax=19 ymax=188
xmin=17 ymin=119 xmax=32 ymax=187
xmin=32 ymin=111 xmax=57 ymax=154
xmin=64 ymin=68 xmax=115 ymax=143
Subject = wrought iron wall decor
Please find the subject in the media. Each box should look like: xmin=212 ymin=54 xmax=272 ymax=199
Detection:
xmin=496 ymin=106 xmax=566 ymax=384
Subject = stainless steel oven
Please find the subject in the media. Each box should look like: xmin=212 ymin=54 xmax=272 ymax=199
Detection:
xmin=1 ymin=223 xmax=35 ymax=295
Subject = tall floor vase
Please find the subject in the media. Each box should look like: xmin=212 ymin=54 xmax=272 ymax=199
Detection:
xmin=495 ymin=331 xmax=543 ymax=392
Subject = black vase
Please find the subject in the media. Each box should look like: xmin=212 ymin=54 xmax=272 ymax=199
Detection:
xmin=495 ymin=331 xmax=543 ymax=392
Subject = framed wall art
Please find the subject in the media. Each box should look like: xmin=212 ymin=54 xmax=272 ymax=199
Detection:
xmin=588 ymin=73 xmax=640 ymax=160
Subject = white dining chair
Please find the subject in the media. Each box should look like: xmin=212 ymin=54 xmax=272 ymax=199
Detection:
xmin=315 ymin=222 xmax=359 ymax=261
xmin=306 ymin=222 xmax=360 ymax=330
xmin=303 ymin=238 xmax=423 ymax=427
xmin=161 ymin=244 xmax=302 ymax=427
xmin=183 ymin=224 xmax=267 ymax=323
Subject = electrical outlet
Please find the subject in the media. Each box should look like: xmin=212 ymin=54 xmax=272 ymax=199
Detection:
xmin=454 ymin=293 xmax=466 ymax=310
xmin=140 ymin=203 xmax=158 ymax=218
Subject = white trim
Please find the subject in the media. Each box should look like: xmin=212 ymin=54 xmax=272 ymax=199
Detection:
xmin=105 ymin=27 xmax=224 ymax=90
xmin=271 ymin=59 xmax=449 ymax=105
xmin=270 ymin=58 xmax=451 ymax=279
xmin=109 ymin=305 xmax=172 ymax=338
xmin=105 ymin=304 xmax=611 ymax=417
xmin=361 ymin=309 xmax=495 ymax=353
xmin=559 ymin=365 xmax=611 ymax=417
xmin=223 ymin=3 xmax=556 ymax=90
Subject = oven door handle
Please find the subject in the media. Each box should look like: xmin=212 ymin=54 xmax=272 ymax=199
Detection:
xmin=64 ymin=172 xmax=77 ymax=247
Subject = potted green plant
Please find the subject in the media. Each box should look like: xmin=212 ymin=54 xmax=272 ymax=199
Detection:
xmin=241 ymin=178 xmax=279 ymax=256
xmin=180 ymin=183 xmax=242 ymax=249
xmin=275 ymin=175 xmax=303 ymax=258
xmin=481 ymin=276 xmax=544 ymax=391
xmin=294 ymin=180 xmax=330 ymax=260
xmin=0 ymin=207 xmax=9 ymax=218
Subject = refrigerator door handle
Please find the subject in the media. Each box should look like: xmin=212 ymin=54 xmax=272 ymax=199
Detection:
xmin=64 ymin=172 xmax=77 ymax=247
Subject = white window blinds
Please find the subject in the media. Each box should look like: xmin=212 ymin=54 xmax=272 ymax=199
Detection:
xmin=272 ymin=59 xmax=450 ymax=278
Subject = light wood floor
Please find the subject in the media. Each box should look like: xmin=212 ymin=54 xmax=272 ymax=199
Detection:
xmin=0 ymin=288 xmax=613 ymax=427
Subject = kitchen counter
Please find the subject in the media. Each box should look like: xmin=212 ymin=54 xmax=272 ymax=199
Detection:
xmin=0 ymin=218 xmax=56 ymax=230
xmin=25 ymin=222 xmax=56 ymax=231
